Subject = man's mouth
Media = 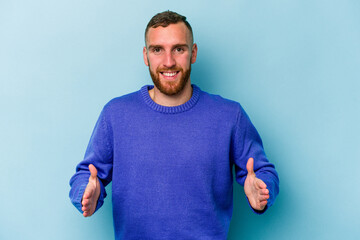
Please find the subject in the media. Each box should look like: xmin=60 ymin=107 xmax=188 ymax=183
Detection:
xmin=160 ymin=71 xmax=180 ymax=79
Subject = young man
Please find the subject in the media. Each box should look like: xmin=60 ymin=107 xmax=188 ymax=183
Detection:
xmin=69 ymin=10 xmax=279 ymax=240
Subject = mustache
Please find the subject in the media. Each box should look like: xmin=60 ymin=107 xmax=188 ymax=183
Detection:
xmin=156 ymin=66 xmax=182 ymax=72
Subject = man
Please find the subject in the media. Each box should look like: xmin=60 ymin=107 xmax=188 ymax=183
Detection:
xmin=69 ymin=10 xmax=279 ymax=239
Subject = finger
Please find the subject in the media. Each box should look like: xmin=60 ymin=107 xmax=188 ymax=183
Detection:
xmin=260 ymin=189 xmax=269 ymax=195
xmin=260 ymin=200 xmax=268 ymax=207
xmin=83 ymin=208 xmax=94 ymax=217
xmin=89 ymin=164 xmax=98 ymax=179
xmin=82 ymin=205 xmax=90 ymax=212
xmin=259 ymin=194 xmax=269 ymax=201
xmin=82 ymin=206 xmax=89 ymax=213
xmin=255 ymin=178 xmax=267 ymax=189
xmin=246 ymin=158 xmax=255 ymax=175
xmin=82 ymin=199 xmax=90 ymax=207
xmin=83 ymin=211 xmax=90 ymax=217
xmin=82 ymin=201 xmax=93 ymax=211
xmin=83 ymin=185 xmax=94 ymax=200
xmin=82 ymin=204 xmax=91 ymax=211
xmin=82 ymin=191 xmax=90 ymax=200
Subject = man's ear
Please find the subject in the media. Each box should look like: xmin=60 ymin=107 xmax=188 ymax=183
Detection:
xmin=143 ymin=47 xmax=149 ymax=66
xmin=191 ymin=43 xmax=198 ymax=64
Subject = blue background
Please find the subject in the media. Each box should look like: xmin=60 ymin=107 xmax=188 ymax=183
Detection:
xmin=1 ymin=0 xmax=359 ymax=239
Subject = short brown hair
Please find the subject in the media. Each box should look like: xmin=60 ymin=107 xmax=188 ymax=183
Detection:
xmin=145 ymin=10 xmax=194 ymax=45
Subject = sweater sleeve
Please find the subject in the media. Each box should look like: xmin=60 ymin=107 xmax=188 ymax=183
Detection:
xmin=231 ymin=104 xmax=279 ymax=214
xmin=69 ymin=106 xmax=113 ymax=214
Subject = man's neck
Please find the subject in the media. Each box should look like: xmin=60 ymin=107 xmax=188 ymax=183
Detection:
xmin=148 ymin=81 xmax=193 ymax=107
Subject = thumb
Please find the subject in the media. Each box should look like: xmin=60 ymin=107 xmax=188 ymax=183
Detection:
xmin=83 ymin=164 xmax=97 ymax=200
xmin=88 ymin=164 xmax=98 ymax=179
xmin=246 ymin=157 xmax=255 ymax=175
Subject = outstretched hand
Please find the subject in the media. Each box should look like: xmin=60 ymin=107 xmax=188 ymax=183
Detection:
xmin=244 ymin=158 xmax=269 ymax=211
xmin=81 ymin=164 xmax=101 ymax=217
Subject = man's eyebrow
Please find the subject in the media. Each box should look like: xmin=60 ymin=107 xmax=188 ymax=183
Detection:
xmin=147 ymin=44 xmax=189 ymax=49
xmin=148 ymin=45 xmax=163 ymax=49
xmin=173 ymin=44 xmax=189 ymax=49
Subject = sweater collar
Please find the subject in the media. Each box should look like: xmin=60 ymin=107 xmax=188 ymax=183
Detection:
xmin=140 ymin=84 xmax=201 ymax=114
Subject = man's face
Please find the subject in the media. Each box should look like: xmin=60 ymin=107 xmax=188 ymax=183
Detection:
xmin=143 ymin=22 xmax=197 ymax=96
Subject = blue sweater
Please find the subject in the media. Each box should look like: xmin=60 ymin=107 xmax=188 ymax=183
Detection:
xmin=69 ymin=85 xmax=279 ymax=240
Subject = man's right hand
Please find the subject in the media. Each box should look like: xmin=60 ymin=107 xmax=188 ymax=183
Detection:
xmin=81 ymin=164 xmax=101 ymax=217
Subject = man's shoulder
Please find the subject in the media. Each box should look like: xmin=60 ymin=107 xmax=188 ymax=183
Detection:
xmin=200 ymin=88 xmax=242 ymax=113
xmin=104 ymin=87 xmax=142 ymax=109
xmin=99 ymin=87 xmax=145 ymax=117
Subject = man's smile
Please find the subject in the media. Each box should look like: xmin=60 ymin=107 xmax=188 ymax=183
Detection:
xmin=160 ymin=71 xmax=180 ymax=80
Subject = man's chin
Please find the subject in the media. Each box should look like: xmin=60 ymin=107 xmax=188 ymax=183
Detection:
xmin=149 ymin=67 xmax=191 ymax=96
xmin=156 ymin=81 xmax=185 ymax=96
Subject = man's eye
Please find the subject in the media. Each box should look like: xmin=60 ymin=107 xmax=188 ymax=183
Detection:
xmin=150 ymin=47 xmax=162 ymax=55
xmin=175 ymin=48 xmax=184 ymax=53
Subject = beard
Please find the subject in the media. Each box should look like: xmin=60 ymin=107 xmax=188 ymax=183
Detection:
xmin=148 ymin=63 xmax=191 ymax=96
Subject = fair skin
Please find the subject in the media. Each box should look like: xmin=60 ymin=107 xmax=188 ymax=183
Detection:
xmin=244 ymin=158 xmax=270 ymax=211
xmin=143 ymin=22 xmax=197 ymax=106
xmin=81 ymin=23 xmax=270 ymax=217
xmin=81 ymin=164 xmax=100 ymax=217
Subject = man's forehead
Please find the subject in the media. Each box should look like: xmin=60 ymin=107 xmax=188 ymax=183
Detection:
xmin=146 ymin=22 xmax=191 ymax=46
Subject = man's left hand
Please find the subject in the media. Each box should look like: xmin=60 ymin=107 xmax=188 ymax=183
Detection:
xmin=244 ymin=157 xmax=270 ymax=211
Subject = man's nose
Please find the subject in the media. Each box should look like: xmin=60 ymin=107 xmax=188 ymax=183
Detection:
xmin=163 ymin=52 xmax=176 ymax=68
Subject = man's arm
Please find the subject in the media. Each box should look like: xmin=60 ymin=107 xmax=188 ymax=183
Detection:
xmin=69 ymin=106 xmax=113 ymax=216
xmin=231 ymin=104 xmax=279 ymax=214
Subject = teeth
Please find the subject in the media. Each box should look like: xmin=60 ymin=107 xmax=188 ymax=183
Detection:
xmin=162 ymin=72 xmax=177 ymax=77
